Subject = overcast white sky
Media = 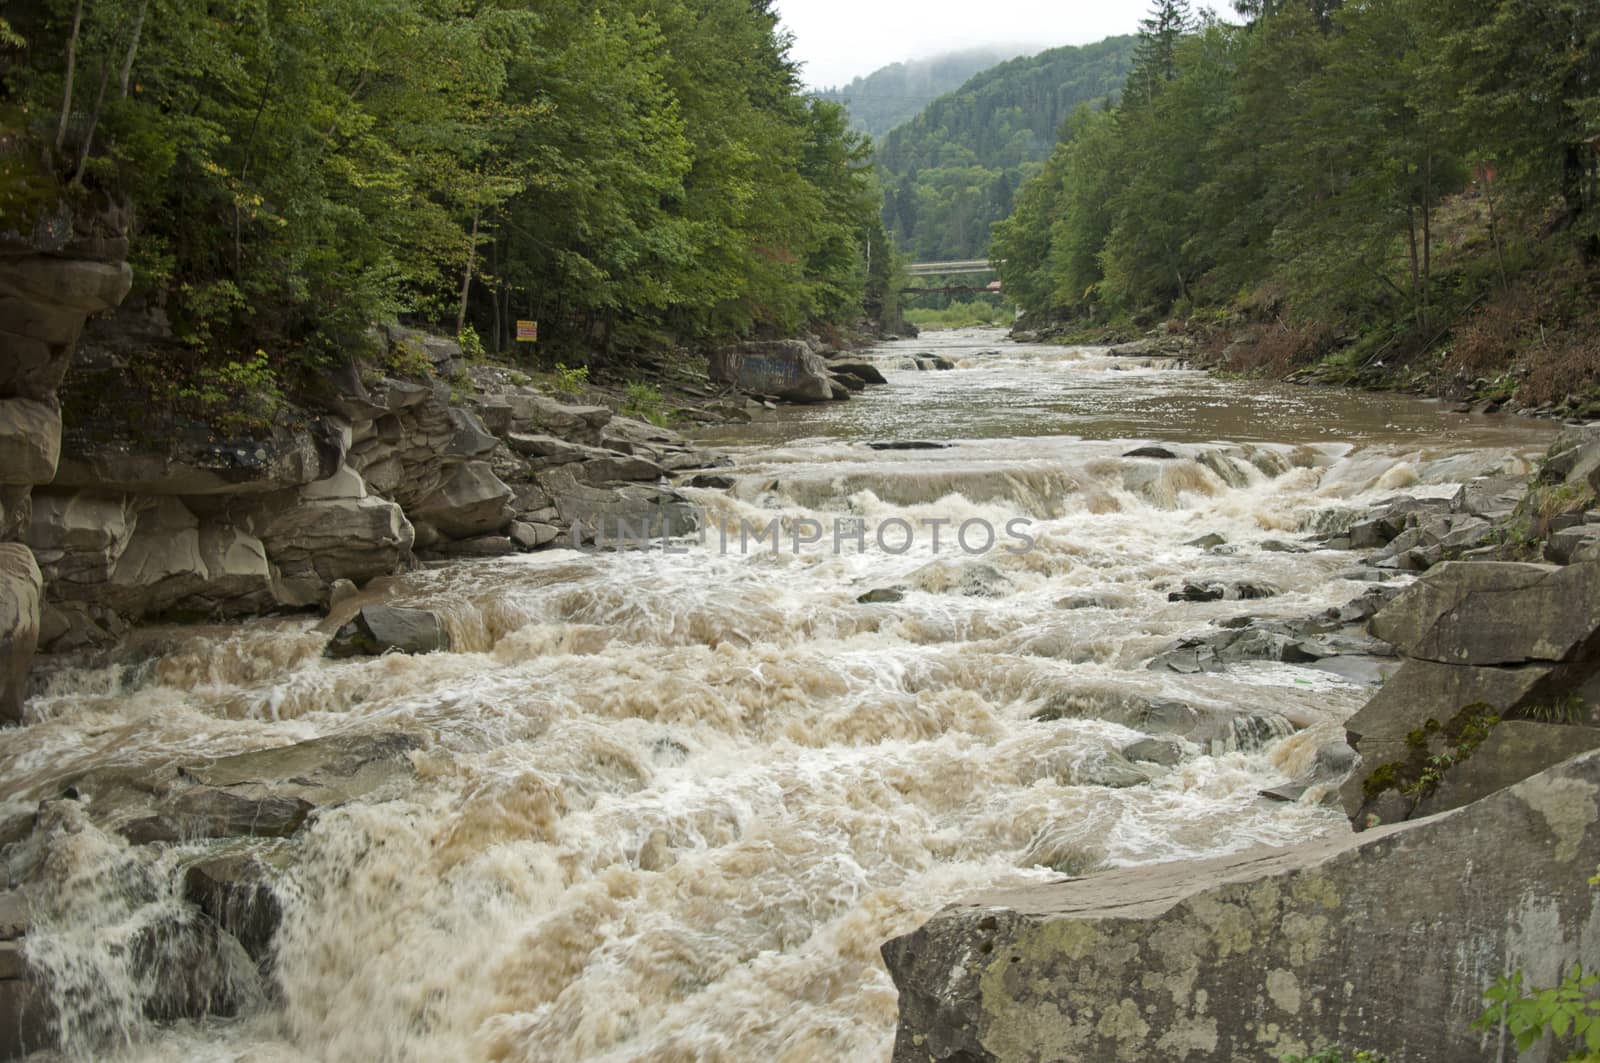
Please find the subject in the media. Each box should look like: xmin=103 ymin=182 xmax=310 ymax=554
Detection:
xmin=776 ymin=0 xmax=1158 ymax=87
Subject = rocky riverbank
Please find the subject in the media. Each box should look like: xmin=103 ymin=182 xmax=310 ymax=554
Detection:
xmin=0 ymin=203 xmax=913 ymax=728
xmin=882 ymin=426 xmax=1600 ymax=1061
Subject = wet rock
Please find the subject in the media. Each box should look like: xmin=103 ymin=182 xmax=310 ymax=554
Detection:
xmin=0 ymin=893 xmax=27 ymax=941
xmin=1055 ymin=592 xmax=1132 ymax=610
xmin=1259 ymin=539 xmax=1308 ymax=553
xmin=327 ymin=605 xmax=451 ymax=658
xmin=1183 ymin=533 xmax=1226 ymax=549
xmin=882 ymin=750 xmax=1600 ymax=1063
xmin=857 ymin=587 xmax=905 ymax=604
xmin=1040 ymin=692 xmax=1291 ymax=752
xmin=1315 ymin=739 xmax=1358 ymax=776
xmin=909 ymin=560 xmax=1011 ymax=598
xmin=1073 ymin=751 xmax=1155 ymax=789
xmin=1261 ymin=740 xmax=1360 ymax=804
xmin=1167 ymin=580 xmax=1277 ymax=604
xmin=1121 ymin=736 xmax=1186 ymax=767
xmin=1304 ymin=655 xmax=1402 ymax=687
xmin=0 ymin=946 xmax=47 ymax=1058
xmin=126 ymin=908 xmax=261 ymax=1022
xmin=0 ymin=545 xmax=42 ymax=726
xmin=183 ymin=849 xmax=286 ymax=964
xmin=867 ymin=441 xmax=950 ymax=451
xmin=182 ymin=732 xmax=422 ymax=809
xmin=830 ymin=372 xmax=865 ymax=393
xmin=686 ymin=473 xmax=736 ymax=489
xmin=830 ymin=362 xmax=888 ymax=385
xmin=1123 ymin=445 xmax=1178 ymax=460
xmin=120 ymin=789 xmax=313 ymax=844
xmin=930 ymin=357 xmax=957 ymax=371
xmin=509 ymin=521 xmax=557 ymax=550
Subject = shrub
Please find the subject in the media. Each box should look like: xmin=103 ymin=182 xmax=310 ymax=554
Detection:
xmin=621 ymin=381 xmax=675 ymax=427
xmin=380 ymin=336 xmax=434 ymax=379
xmin=458 ymin=324 xmax=486 ymax=362
xmin=176 ymin=351 xmax=285 ymax=437
xmin=1471 ymin=868 xmax=1600 ymax=1062
xmin=1223 ymin=322 xmax=1333 ymax=379
xmin=551 ymin=363 xmax=589 ymax=395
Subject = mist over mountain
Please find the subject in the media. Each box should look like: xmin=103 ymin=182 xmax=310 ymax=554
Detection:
xmin=811 ymin=46 xmax=1035 ymax=139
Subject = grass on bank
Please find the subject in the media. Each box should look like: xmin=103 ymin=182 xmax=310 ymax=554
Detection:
xmin=903 ymin=299 xmax=1014 ymax=330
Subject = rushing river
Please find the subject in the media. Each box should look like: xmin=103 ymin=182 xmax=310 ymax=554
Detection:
xmin=2 ymin=329 xmax=1558 ymax=1061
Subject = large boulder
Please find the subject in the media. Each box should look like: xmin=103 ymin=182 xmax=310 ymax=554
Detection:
xmin=326 ymin=605 xmax=450 ymax=658
xmin=0 ymin=545 xmax=42 ymax=725
xmin=1371 ymin=561 xmax=1600 ymax=665
xmin=28 ymin=494 xmax=274 ymax=619
xmin=707 ymin=340 xmax=835 ymax=403
xmin=1342 ymin=559 xmax=1600 ymax=827
xmin=58 ymin=732 xmax=423 ymax=842
xmin=253 ymin=490 xmax=415 ymax=606
xmin=0 ymin=398 xmax=60 ymax=486
xmin=407 ymin=460 xmax=513 ymax=540
xmin=883 ymin=749 xmax=1600 ymax=1063
xmin=182 ymin=849 xmax=286 ymax=964
xmin=26 ymin=492 xmax=136 ymax=588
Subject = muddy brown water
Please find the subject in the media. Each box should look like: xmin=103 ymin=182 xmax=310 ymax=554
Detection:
xmin=2 ymin=329 xmax=1557 ymax=1061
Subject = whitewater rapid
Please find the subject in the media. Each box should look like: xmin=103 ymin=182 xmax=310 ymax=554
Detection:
xmin=1 ymin=330 xmax=1557 ymax=1061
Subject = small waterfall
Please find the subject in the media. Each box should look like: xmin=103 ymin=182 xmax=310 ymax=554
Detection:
xmin=1 ymin=327 xmax=1558 ymax=1061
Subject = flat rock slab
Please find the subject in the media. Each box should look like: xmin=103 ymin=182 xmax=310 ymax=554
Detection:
xmin=181 ymin=732 xmax=422 ymax=809
xmin=884 ymin=749 xmax=1600 ymax=1063
xmin=1371 ymin=561 xmax=1600 ymax=665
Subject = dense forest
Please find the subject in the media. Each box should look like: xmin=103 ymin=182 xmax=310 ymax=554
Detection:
xmin=812 ymin=46 xmax=1029 ymax=140
xmin=993 ymin=0 xmax=1600 ymax=407
xmin=0 ymin=0 xmax=895 ymax=381
xmin=876 ymin=37 xmax=1135 ymax=262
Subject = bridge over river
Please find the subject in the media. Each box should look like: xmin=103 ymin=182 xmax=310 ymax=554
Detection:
xmin=903 ymin=259 xmax=998 ymax=276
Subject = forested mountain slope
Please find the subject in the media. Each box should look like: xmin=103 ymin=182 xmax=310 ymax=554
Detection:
xmin=0 ymin=0 xmax=892 ymax=380
xmin=813 ymin=47 xmax=1029 ymax=139
xmin=876 ymin=36 xmax=1136 ymax=262
xmin=992 ymin=0 xmax=1600 ymax=414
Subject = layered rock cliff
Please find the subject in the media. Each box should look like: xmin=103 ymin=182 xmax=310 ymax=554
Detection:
xmin=20 ymin=327 xmax=728 ymax=660
xmin=0 ymin=202 xmax=133 ymax=723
